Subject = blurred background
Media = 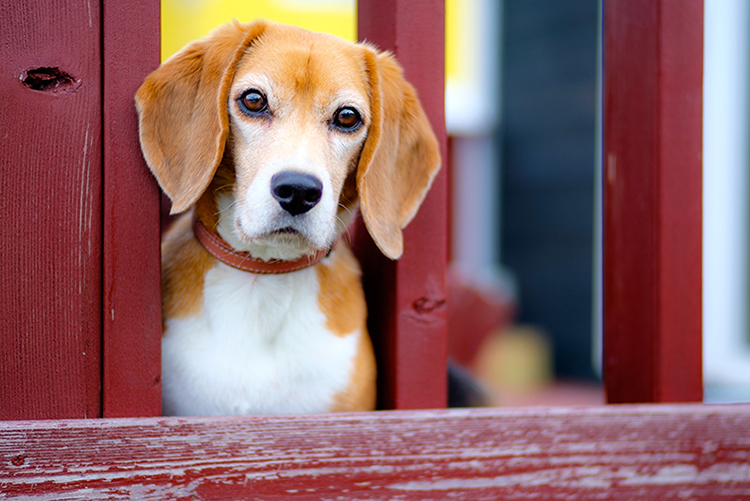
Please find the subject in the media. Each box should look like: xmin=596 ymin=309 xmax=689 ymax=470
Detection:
xmin=162 ymin=0 xmax=750 ymax=405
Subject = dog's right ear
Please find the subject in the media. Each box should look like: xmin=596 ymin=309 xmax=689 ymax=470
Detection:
xmin=135 ymin=21 xmax=267 ymax=214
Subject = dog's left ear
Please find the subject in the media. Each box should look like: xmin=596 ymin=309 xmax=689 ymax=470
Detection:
xmin=357 ymin=48 xmax=441 ymax=260
xmin=135 ymin=21 xmax=268 ymax=214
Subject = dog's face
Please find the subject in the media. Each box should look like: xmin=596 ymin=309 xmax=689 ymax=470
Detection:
xmin=136 ymin=21 xmax=440 ymax=260
xmin=223 ymin=28 xmax=370 ymax=259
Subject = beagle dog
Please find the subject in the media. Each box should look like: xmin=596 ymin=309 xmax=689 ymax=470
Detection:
xmin=135 ymin=21 xmax=440 ymax=416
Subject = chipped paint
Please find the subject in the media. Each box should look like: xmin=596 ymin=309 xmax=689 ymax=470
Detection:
xmin=1 ymin=405 xmax=749 ymax=499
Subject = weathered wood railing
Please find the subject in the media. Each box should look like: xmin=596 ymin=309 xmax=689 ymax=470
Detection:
xmin=2 ymin=405 xmax=750 ymax=499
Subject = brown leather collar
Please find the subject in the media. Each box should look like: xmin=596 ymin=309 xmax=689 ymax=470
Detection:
xmin=193 ymin=219 xmax=333 ymax=274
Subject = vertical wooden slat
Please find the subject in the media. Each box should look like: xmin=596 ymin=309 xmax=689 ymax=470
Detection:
xmin=102 ymin=0 xmax=162 ymax=417
xmin=603 ymin=0 xmax=703 ymax=403
xmin=0 ymin=0 xmax=102 ymax=419
xmin=356 ymin=0 xmax=448 ymax=409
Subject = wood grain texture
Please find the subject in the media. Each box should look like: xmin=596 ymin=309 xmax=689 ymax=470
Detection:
xmin=101 ymin=0 xmax=162 ymax=417
xmin=0 ymin=0 xmax=102 ymax=419
xmin=2 ymin=405 xmax=749 ymax=499
xmin=355 ymin=0 xmax=449 ymax=410
xmin=603 ymin=0 xmax=703 ymax=403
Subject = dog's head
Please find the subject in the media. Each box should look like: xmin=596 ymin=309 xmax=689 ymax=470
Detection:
xmin=136 ymin=21 xmax=440 ymax=260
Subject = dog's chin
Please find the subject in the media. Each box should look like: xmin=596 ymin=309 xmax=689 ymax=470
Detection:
xmin=235 ymin=227 xmax=326 ymax=262
xmin=261 ymin=228 xmax=312 ymax=249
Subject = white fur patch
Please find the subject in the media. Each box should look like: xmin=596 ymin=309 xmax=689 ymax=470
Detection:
xmin=161 ymin=259 xmax=360 ymax=416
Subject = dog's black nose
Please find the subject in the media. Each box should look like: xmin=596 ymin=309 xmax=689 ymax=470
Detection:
xmin=271 ymin=171 xmax=323 ymax=216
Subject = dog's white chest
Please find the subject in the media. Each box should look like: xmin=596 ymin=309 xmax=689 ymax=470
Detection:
xmin=161 ymin=261 xmax=359 ymax=416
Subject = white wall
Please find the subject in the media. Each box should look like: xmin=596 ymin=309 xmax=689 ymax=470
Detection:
xmin=703 ymin=0 xmax=750 ymax=401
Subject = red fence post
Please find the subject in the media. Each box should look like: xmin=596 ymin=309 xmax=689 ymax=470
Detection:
xmin=102 ymin=0 xmax=162 ymax=417
xmin=356 ymin=0 xmax=448 ymax=409
xmin=0 ymin=0 xmax=103 ymax=419
xmin=603 ymin=0 xmax=704 ymax=403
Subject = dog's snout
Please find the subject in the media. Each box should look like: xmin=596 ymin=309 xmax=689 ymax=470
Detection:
xmin=271 ymin=172 xmax=323 ymax=216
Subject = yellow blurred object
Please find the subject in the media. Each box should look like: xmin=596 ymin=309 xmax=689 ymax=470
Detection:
xmin=445 ymin=0 xmax=477 ymax=89
xmin=475 ymin=325 xmax=554 ymax=393
xmin=161 ymin=0 xmax=356 ymax=61
xmin=161 ymin=0 xmax=468 ymax=95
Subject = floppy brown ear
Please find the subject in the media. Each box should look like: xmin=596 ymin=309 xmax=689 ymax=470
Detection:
xmin=135 ymin=21 xmax=267 ymax=214
xmin=357 ymin=49 xmax=441 ymax=260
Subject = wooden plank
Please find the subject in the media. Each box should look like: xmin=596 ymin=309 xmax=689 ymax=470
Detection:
xmin=2 ymin=405 xmax=749 ymax=499
xmin=355 ymin=0 xmax=448 ymax=409
xmin=603 ymin=0 xmax=703 ymax=403
xmin=0 ymin=0 xmax=102 ymax=419
xmin=101 ymin=0 xmax=162 ymax=417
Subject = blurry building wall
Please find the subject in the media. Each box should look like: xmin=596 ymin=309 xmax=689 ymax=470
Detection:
xmin=499 ymin=0 xmax=599 ymax=380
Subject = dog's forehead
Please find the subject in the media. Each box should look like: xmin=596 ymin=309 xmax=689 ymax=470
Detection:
xmin=233 ymin=26 xmax=369 ymax=100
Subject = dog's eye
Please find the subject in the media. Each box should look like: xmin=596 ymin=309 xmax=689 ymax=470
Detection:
xmin=333 ymin=107 xmax=362 ymax=131
xmin=239 ymin=89 xmax=268 ymax=115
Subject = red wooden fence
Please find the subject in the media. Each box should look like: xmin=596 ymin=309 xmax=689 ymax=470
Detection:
xmin=0 ymin=0 xmax=103 ymax=420
xmin=3 ymin=0 xmax=750 ymax=498
xmin=0 ymin=0 xmax=162 ymax=420
xmin=0 ymin=0 xmax=446 ymax=418
xmin=101 ymin=0 xmax=162 ymax=418
xmin=355 ymin=0 xmax=448 ymax=410
xmin=603 ymin=0 xmax=704 ymax=403
xmin=2 ymin=405 xmax=750 ymax=499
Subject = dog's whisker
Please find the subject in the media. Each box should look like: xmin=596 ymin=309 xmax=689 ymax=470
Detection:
xmin=215 ymin=199 xmax=239 ymax=218
xmin=335 ymin=204 xmax=357 ymax=239
xmin=334 ymin=215 xmax=354 ymax=243
xmin=337 ymin=202 xmax=354 ymax=217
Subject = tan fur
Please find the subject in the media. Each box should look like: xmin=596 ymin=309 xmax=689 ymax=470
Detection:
xmin=316 ymin=244 xmax=367 ymax=338
xmin=356 ymin=50 xmax=442 ymax=259
xmin=194 ymin=163 xmax=236 ymax=231
xmin=136 ymin=21 xmax=267 ymax=214
xmin=136 ymin=21 xmax=441 ymax=414
xmin=136 ymin=21 xmax=440 ymax=257
xmin=225 ymin=24 xmax=374 ymax=229
xmin=329 ymin=330 xmax=377 ymax=412
xmin=161 ymin=214 xmax=215 ymax=323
